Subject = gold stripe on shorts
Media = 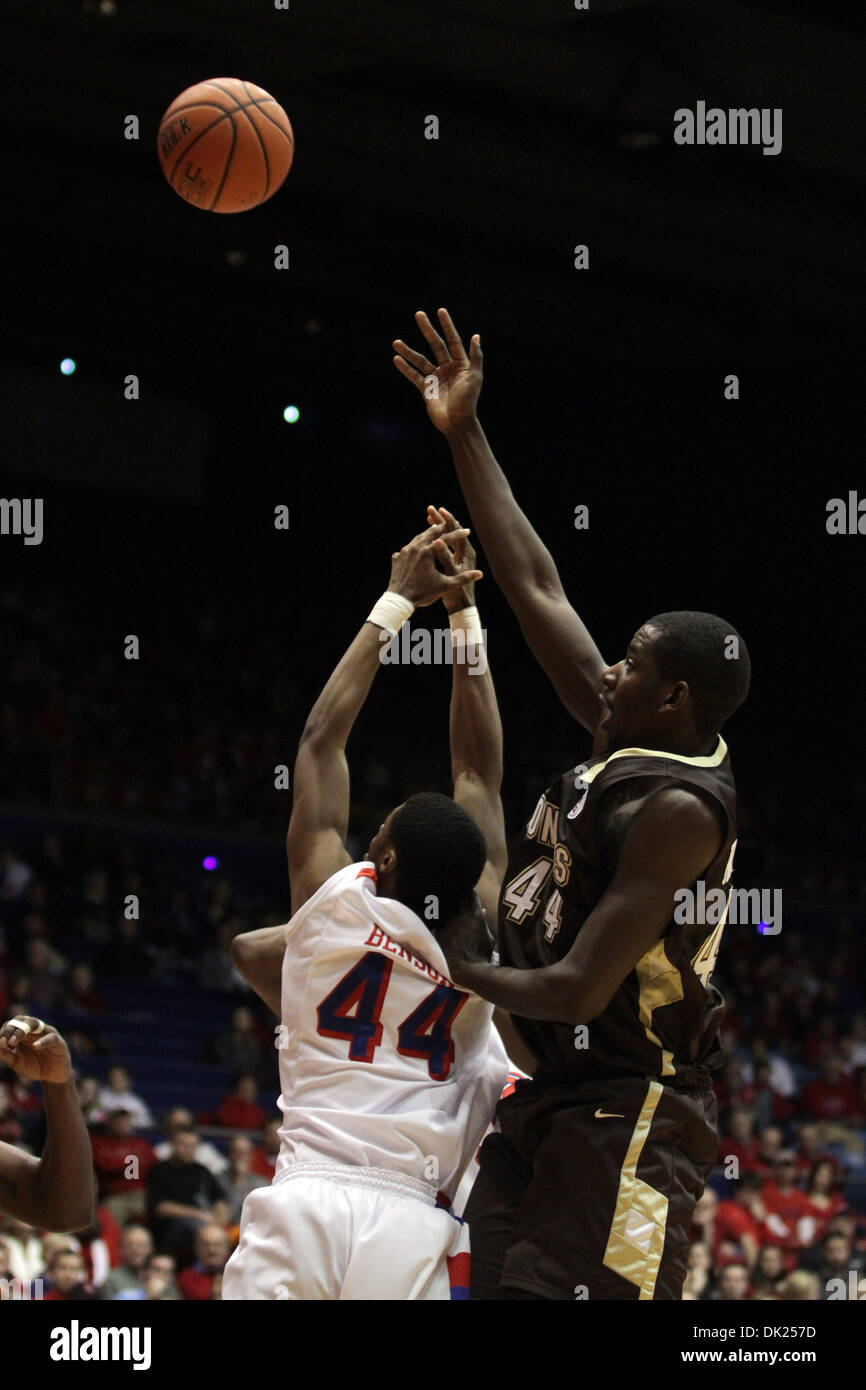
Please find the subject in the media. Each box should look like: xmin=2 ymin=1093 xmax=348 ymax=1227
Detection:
xmin=601 ymin=1080 xmax=669 ymax=1300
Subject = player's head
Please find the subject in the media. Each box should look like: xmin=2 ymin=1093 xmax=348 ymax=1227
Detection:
xmin=365 ymin=792 xmax=486 ymax=934
xmin=599 ymin=611 xmax=751 ymax=753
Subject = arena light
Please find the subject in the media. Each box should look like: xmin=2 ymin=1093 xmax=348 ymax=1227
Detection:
xmin=60 ymin=358 xmax=77 ymax=376
xmin=202 ymin=855 xmax=219 ymax=871
xmin=283 ymin=405 xmax=300 ymax=424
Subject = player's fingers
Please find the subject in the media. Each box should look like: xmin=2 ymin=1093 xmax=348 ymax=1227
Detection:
xmin=469 ymin=333 xmax=482 ymax=367
xmin=409 ymin=519 xmax=449 ymax=549
xmin=436 ymin=308 xmax=468 ymax=363
xmin=438 ymin=526 xmax=471 ymax=550
xmin=1 ymin=1016 xmax=46 ymax=1043
xmin=393 ymin=355 xmax=427 ymax=391
xmin=33 ymin=1031 xmax=60 ymax=1049
xmin=414 ymin=310 xmax=450 ymax=364
xmin=433 ymin=538 xmax=459 ymax=574
xmin=445 ymin=568 xmax=482 ymax=586
xmin=393 ymin=339 xmax=437 ymax=376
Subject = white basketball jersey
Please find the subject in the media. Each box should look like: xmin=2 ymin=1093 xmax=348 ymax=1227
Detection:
xmin=274 ymin=862 xmax=509 ymax=1201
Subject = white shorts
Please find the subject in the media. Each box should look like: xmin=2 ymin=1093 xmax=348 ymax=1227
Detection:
xmin=221 ymin=1164 xmax=471 ymax=1301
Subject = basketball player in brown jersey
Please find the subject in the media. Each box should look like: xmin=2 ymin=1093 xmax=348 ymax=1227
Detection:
xmin=393 ymin=310 xmax=751 ymax=1300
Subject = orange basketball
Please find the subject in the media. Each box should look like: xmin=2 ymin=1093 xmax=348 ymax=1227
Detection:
xmin=157 ymin=78 xmax=294 ymax=213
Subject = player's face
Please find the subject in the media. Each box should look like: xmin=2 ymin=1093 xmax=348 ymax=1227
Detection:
xmin=598 ymin=625 xmax=667 ymax=752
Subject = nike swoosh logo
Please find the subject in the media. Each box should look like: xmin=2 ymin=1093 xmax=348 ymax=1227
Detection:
xmin=594 ymin=1109 xmax=625 ymax=1119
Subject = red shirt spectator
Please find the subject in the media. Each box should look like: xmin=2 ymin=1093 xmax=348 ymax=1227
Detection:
xmin=177 ymin=1225 xmax=229 ymax=1300
xmin=250 ymin=1118 xmax=281 ymax=1179
xmin=91 ymin=1111 xmax=157 ymax=1196
xmin=760 ymin=1157 xmax=813 ymax=1255
xmin=215 ymin=1074 xmax=267 ymax=1131
xmin=801 ymin=1058 xmax=858 ymax=1121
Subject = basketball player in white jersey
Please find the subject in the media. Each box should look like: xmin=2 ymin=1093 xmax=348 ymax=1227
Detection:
xmin=222 ymin=510 xmax=512 ymax=1300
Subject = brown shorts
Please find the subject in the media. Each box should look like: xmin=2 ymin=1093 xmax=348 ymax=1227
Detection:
xmin=465 ymin=1074 xmax=718 ymax=1300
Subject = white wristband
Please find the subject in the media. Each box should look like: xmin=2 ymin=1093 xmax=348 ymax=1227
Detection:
xmin=367 ymin=591 xmax=414 ymax=635
xmin=448 ymin=605 xmax=481 ymax=634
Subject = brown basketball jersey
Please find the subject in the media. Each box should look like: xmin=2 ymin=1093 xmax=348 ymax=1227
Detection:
xmin=497 ymin=737 xmax=738 ymax=1087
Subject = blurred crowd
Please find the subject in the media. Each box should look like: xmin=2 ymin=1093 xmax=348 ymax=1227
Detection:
xmin=1 ymin=578 xmax=865 ymax=1300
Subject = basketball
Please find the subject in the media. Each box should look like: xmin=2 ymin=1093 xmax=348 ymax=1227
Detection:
xmin=157 ymin=78 xmax=294 ymax=213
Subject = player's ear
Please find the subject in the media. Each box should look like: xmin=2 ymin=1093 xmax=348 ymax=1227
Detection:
xmin=379 ymin=845 xmax=397 ymax=877
xmin=663 ymin=679 xmax=690 ymax=713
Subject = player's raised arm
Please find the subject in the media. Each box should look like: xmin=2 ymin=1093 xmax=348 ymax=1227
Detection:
xmin=285 ymin=517 xmax=480 ymax=916
xmin=0 ymin=1017 xmax=95 ymax=1232
xmin=430 ymin=506 xmax=506 ymax=924
xmin=393 ymin=308 xmax=608 ymax=734
xmin=440 ymin=786 xmax=724 ymax=1024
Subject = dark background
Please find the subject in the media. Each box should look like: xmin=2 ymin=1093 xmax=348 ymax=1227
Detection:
xmin=2 ymin=0 xmax=864 ymax=873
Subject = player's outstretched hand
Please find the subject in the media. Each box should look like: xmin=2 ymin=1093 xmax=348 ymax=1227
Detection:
xmin=0 ymin=1016 xmax=72 ymax=1085
xmin=440 ymin=892 xmax=495 ymax=988
xmin=425 ymin=504 xmax=477 ymax=613
xmin=389 ymin=517 xmax=482 ymax=608
xmin=393 ymin=309 xmax=482 ymax=435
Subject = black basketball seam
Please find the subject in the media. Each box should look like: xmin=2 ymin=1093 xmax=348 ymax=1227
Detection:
xmin=240 ymin=80 xmax=294 ymax=144
xmin=164 ymin=101 xmax=292 ymax=185
xmin=238 ymin=101 xmax=271 ymax=199
xmin=208 ymin=110 xmax=238 ymax=211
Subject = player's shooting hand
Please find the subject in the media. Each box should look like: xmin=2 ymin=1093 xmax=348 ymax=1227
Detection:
xmin=0 ymin=1016 xmax=72 ymax=1085
xmin=439 ymin=892 xmax=496 ymax=988
xmin=393 ymin=308 xmax=482 ymax=435
xmin=389 ymin=518 xmax=482 ymax=608
xmin=426 ymin=504 xmax=478 ymax=612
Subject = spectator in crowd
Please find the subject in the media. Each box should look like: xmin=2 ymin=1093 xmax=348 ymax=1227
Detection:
xmin=760 ymin=1153 xmax=813 ymax=1259
xmin=250 ymin=1117 xmax=281 ymax=1180
xmin=42 ymin=1248 xmax=95 ymax=1301
xmin=141 ymin=1252 xmax=181 ymax=1301
xmin=841 ymin=1013 xmax=866 ymax=1070
xmin=801 ymin=1159 xmax=849 ymax=1245
xmin=97 ymin=1064 xmax=153 ymax=1130
xmin=0 ymin=1214 xmax=43 ymax=1283
xmin=153 ymin=1107 xmax=228 ymax=1175
xmin=801 ymin=1054 xmax=858 ymax=1123
xmin=75 ymin=1206 xmax=122 ymax=1288
xmin=100 ymin=917 xmax=152 ymax=979
xmin=198 ymin=922 xmax=242 ymax=993
xmin=744 ymin=1125 xmax=784 ymax=1177
xmin=751 ymin=1244 xmax=786 ymax=1296
xmin=713 ymin=1173 xmax=766 ymax=1270
xmin=814 ymin=1232 xmax=866 ymax=1299
xmin=147 ymin=1126 xmax=229 ymax=1256
xmin=63 ymin=962 xmax=104 ymax=1015
xmin=779 ymin=1270 xmax=820 ymax=1300
xmin=681 ymin=1241 xmax=714 ymax=1301
xmin=0 ymin=845 xmax=33 ymax=901
xmin=710 ymin=1262 xmax=750 ymax=1301
xmin=76 ymin=1075 xmax=105 ymax=1126
xmin=718 ymin=1107 xmax=758 ymax=1172
xmin=23 ymin=940 xmax=64 ymax=1012
xmin=76 ymin=869 xmax=112 ymax=947
xmin=90 ymin=1108 xmax=157 ymax=1224
xmin=211 ymin=1005 xmax=264 ymax=1074
xmin=177 ymin=1223 xmax=230 ymax=1300
xmin=215 ymin=1072 xmax=267 ymax=1131
xmin=793 ymin=1122 xmax=844 ymax=1178
xmin=218 ymin=1135 xmax=268 ymax=1225
xmin=98 ymin=1224 xmax=153 ymax=1300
